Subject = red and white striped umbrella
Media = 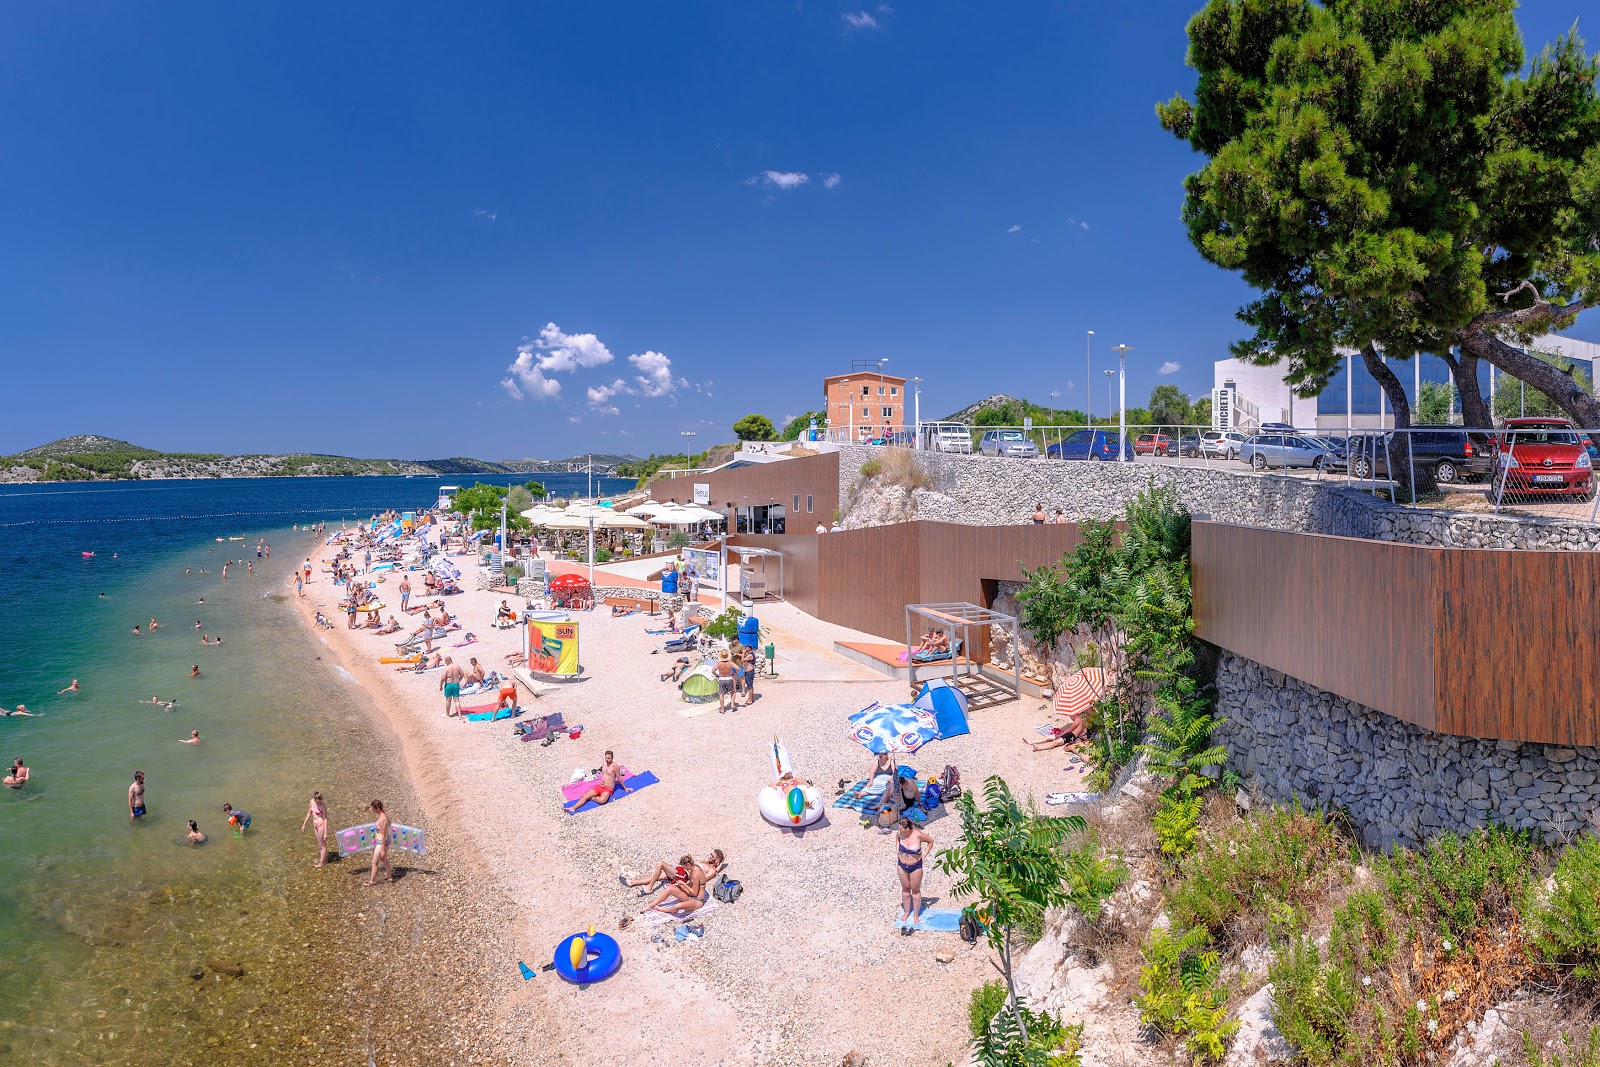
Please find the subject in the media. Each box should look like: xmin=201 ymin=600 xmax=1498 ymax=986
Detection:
xmin=1053 ymin=667 xmax=1107 ymax=721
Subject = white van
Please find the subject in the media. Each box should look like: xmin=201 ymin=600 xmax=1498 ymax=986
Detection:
xmin=920 ymin=422 xmax=973 ymax=454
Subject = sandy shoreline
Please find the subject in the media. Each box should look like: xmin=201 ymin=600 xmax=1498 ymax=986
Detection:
xmin=295 ymin=535 xmax=1083 ymax=1066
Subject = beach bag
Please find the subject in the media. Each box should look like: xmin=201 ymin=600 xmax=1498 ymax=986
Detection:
xmin=921 ymin=782 xmax=942 ymax=810
xmin=959 ymin=907 xmax=981 ymax=943
xmin=938 ymin=765 xmax=962 ymax=801
xmin=712 ymin=875 xmax=743 ymax=904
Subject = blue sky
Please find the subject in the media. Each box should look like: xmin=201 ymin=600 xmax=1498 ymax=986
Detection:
xmin=1 ymin=1 xmax=1594 ymax=459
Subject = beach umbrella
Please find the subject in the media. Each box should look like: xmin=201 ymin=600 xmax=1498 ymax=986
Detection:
xmin=624 ymin=500 xmax=663 ymax=517
xmin=676 ymin=505 xmax=725 ymax=523
xmin=1053 ymin=667 xmax=1107 ymax=725
xmin=647 ymin=505 xmax=698 ymax=526
xmin=537 ymin=504 xmax=648 ymax=584
xmin=848 ymin=701 xmax=940 ymax=755
xmin=430 ymin=558 xmax=461 ymax=582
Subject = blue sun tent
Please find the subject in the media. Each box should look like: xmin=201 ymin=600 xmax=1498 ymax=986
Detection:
xmin=913 ymin=678 xmax=970 ymax=739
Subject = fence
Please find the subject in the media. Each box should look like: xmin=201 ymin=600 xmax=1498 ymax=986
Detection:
xmin=822 ymin=421 xmax=1600 ymax=527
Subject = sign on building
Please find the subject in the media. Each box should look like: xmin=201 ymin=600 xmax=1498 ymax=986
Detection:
xmin=692 ymin=483 xmax=710 ymax=505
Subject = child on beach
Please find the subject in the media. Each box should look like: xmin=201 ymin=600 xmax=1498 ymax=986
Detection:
xmin=222 ymin=803 xmax=251 ymax=834
xmin=186 ymin=820 xmax=207 ymax=844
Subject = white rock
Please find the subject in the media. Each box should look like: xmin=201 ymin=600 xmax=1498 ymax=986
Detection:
xmin=1223 ymin=984 xmax=1292 ymax=1066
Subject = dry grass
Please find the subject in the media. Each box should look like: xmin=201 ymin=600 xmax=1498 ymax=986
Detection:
xmin=876 ymin=447 xmax=934 ymax=490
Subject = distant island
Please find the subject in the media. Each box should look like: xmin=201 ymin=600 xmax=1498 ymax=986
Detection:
xmin=0 ymin=435 xmax=641 ymax=484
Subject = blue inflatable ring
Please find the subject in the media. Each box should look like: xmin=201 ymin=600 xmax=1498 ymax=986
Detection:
xmin=554 ymin=932 xmax=622 ymax=984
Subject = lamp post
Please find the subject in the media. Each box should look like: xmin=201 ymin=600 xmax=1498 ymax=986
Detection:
xmin=1103 ymin=369 xmax=1114 ymax=428
xmin=680 ymin=431 xmax=695 ymax=473
xmin=1111 ymin=344 xmax=1133 ymax=461
xmin=1086 ymin=329 xmax=1094 ymax=424
xmin=911 ymin=376 xmax=922 ymax=448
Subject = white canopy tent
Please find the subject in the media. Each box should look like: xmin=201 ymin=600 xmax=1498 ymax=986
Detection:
xmin=524 ymin=503 xmax=648 ymax=584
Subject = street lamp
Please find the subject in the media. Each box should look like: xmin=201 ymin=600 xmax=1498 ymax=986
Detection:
xmin=680 ymin=430 xmax=695 ymax=467
xmin=1111 ymin=344 xmax=1133 ymax=462
xmin=1103 ymin=369 xmax=1114 ymax=428
xmin=911 ymin=376 xmax=922 ymax=447
xmin=1085 ymin=330 xmax=1094 ymax=424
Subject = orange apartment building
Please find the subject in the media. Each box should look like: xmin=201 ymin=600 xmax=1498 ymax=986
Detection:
xmin=823 ymin=368 xmax=906 ymax=440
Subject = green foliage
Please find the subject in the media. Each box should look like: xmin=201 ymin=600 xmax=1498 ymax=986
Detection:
xmin=1061 ymin=829 xmax=1129 ymax=918
xmin=732 ymin=413 xmax=778 ymax=441
xmin=524 ymin=480 xmax=548 ymax=499
xmin=859 ymin=458 xmax=883 ymax=478
xmin=594 ymin=546 xmax=612 ymax=564
xmin=666 ymin=529 xmax=691 ymax=549
xmin=1158 ymin=0 xmax=1600 ymax=426
xmin=1190 ymin=396 xmax=1212 ymax=429
xmin=451 ymin=482 xmax=511 ymax=532
xmin=781 ymin=411 xmax=827 ymax=440
xmin=1148 ymin=384 xmax=1193 ymax=428
xmin=615 ymin=450 xmax=713 ymax=487
xmin=971 ymin=988 xmax=1084 ymax=1067
xmin=1524 ymin=1028 xmax=1600 ymax=1067
xmin=700 ymin=607 xmax=744 ymax=643
xmin=1167 ymin=806 xmax=1345 ymax=942
xmin=502 ymin=563 xmax=523 ymax=583
xmin=1378 ymin=826 xmax=1538 ymax=950
xmin=1415 ymin=381 xmax=1456 ymax=424
xmin=936 ymin=777 xmax=1085 ymax=1048
xmin=1493 ymin=349 xmax=1597 ymax=420
xmin=1136 ymin=924 xmax=1238 ymax=1064
xmin=1152 ymin=791 xmax=1206 ymax=860
xmin=1529 ymin=834 xmax=1600 ymax=981
xmin=969 ymin=979 xmax=1010 ymax=1039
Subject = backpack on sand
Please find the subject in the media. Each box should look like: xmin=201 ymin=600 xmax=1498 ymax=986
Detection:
xmin=712 ymin=874 xmax=743 ymax=904
xmin=938 ymin=765 xmax=962 ymax=801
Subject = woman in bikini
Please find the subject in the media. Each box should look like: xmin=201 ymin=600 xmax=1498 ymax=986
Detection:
xmin=642 ymin=861 xmax=710 ymax=917
xmin=300 ymin=790 xmax=331 ymax=867
xmin=895 ymin=817 xmax=934 ymax=933
xmin=624 ymin=853 xmax=695 ymax=893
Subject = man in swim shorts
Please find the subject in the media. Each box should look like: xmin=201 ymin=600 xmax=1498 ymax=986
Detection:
xmin=439 ymin=656 xmax=463 ymax=716
xmin=129 ymin=771 xmax=146 ymax=820
xmin=564 ymin=750 xmax=628 ymax=813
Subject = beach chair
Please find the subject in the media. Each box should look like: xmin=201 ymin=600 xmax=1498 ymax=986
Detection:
xmin=661 ymin=625 xmax=701 ymax=653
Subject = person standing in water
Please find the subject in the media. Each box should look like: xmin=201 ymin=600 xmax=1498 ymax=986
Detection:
xmin=128 ymin=771 xmax=147 ymax=820
xmin=365 ymin=799 xmax=392 ymax=885
xmin=4 ymin=758 xmax=28 ymax=788
xmin=179 ymin=730 xmax=200 ymax=744
xmin=301 ymin=790 xmax=330 ymax=866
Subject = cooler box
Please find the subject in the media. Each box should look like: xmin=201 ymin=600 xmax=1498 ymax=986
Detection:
xmin=737 ymin=614 xmax=760 ymax=648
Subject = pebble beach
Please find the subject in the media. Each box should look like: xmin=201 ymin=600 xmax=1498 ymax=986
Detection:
xmin=296 ymin=520 xmax=1085 ymax=1066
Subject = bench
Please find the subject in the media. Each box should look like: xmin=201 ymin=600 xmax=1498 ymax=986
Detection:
xmin=603 ymin=595 xmax=657 ymax=614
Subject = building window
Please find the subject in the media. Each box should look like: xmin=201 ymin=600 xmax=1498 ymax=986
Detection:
xmin=861 ymin=385 xmax=869 ymax=396
xmin=890 ymin=386 xmax=898 ymax=396
xmin=793 ymin=494 xmax=800 ymax=511
xmin=878 ymin=385 xmax=885 ymax=395
xmin=806 ymin=494 xmax=813 ymax=513
xmin=882 ymin=406 xmax=893 ymax=418
xmin=863 ymin=406 xmax=870 ymax=418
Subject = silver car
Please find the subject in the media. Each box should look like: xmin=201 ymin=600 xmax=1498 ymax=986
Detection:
xmin=1240 ymin=433 xmax=1332 ymax=471
xmin=978 ymin=429 xmax=1040 ymax=459
xmin=1198 ymin=430 xmax=1248 ymax=459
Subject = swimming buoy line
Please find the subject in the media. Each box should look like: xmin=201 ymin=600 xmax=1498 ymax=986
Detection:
xmin=0 ymin=506 xmax=425 ymax=528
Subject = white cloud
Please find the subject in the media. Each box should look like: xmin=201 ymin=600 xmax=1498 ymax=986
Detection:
xmin=1157 ymin=361 xmax=1181 ymax=375
xmin=821 ymin=172 xmax=842 ymax=189
xmin=755 ymin=170 xmax=809 ymax=190
xmin=1066 ymin=216 xmax=1091 ymax=231
xmin=473 ymin=209 xmax=497 ymax=223
xmin=593 ymin=404 xmax=620 ymax=417
xmin=501 ymin=322 xmax=616 ymax=401
xmin=630 ymin=351 xmax=677 ymax=397
xmin=842 ymin=11 xmax=878 ymax=29
xmin=1080 ymin=221 xmax=1090 ymax=231
xmin=586 ymin=378 xmax=631 ymax=410
xmin=1007 ymin=224 xmax=1021 ymax=233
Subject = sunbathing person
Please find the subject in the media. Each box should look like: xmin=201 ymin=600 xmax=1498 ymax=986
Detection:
xmin=564 ymin=750 xmax=629 ymax=813
xmin=374 ymin=616 xmax=401 ymax=635
xmin=641 ymin=862 xmax=710 ymax=916
xmin=659 ymin=656 xmax=691 ymax=683
xmin=495 ymin=600 xmax=515 ymax=624
xmin=396 ymin=651 xmax=443 ymax=673
xmin=910 ymin=628 xmax=938 ymax=655
xmin=624 ymin=853 xmax=695 ymax=892
xmin=464 ymin=658 xmax=486 ymax=686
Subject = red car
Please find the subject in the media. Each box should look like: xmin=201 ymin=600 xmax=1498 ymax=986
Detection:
xmin=1490 ymin=417 xmax=1595 ymax=501
xmin=1134 ymin=433 xmax=1173 ymax=456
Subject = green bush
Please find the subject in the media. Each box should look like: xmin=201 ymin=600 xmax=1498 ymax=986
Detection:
xmin=1524 ymin=1027 xmax=1600 ymax=1067
xmin=1167 ymin=806 xmax=1345 ymax=943
xmin=595 ymin=546 xmax=612 ymax=563
xmin=701 ymin=607 xmax=744 ymax=643
xmin=969 ymin=980 xmax=1009 ymax=1039
xmin=859 ymin=458 xmax=882 ymax=478
xmin=968 ymin=980 xmax=1084 ymax=1066
xmin=1379 ymin=826 xmax=1538 ymax=950
xmin=1269 ymin=890 xmax=1401 ymax=1066
xmin=1062 ymin=829 xmax=1129 ymax=919
xmin=1136 ymin=925 xmax=1237 ymax=1063
xmin=502 ymin=564 xmax=523 ymax=583
xmin=1529 ymin=834 xmax=1600 ymax=981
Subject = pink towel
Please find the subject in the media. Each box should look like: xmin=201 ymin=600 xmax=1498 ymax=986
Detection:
xmin=460 ymin=702 xmax=498 ymax=716
xmin=561 ymin=768 xmax=632 ymax=802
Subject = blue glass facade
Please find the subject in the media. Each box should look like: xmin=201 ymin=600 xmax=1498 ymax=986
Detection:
xmin=1317 ymin=352 xmax=1498 ymax=418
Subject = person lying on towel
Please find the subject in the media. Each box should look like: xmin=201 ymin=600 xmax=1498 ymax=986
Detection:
xmin=564 ymin=751 xmax=630 ymax=814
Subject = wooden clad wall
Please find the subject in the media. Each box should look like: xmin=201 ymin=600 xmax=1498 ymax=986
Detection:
xmin=1194 ymin=520 xmax=1600 ymax=746
xmin=654 ymin=452 xmax=840 ymax=526
xmin=732 ymin=521 xmax=1090 ymax=644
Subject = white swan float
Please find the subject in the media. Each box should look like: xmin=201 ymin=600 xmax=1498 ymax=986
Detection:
xmin=758 ymin=736 xmax=824 ymax=828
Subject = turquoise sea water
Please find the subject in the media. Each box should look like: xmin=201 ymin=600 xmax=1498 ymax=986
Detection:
xmin=0 ymin=473 xmax=629 ymax=1061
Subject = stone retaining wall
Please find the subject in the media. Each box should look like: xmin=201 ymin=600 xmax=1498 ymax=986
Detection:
xmin=1216 ymin=652 xmax=1600 ymax=848
xmin=837 ymin=444 xmax=1600 ymax=551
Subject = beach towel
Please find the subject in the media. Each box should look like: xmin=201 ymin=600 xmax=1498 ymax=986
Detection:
xmin=900 ymin=908 xmax=963 ymax=933
xmin=561 ymin=771 xmax=658 ymax=813
xmin=1045 ymin=791 xmax=1100 ymax=806
xmin=465 ymin=706 xmax=520 ymax=722
xmin=833 ymin=775 xmax=894 ymax=813
xmin=644 ymin=898 xmax=720 ymax=927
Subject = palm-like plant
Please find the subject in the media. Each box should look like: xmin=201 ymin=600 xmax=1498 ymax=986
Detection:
xmin=935 ymin=777 xmax=1084 ymax=1052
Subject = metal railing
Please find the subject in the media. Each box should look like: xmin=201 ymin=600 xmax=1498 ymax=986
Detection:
xmin=833 ymin=421 xmax=1600 ymax=526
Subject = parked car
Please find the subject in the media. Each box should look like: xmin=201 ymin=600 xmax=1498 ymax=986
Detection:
xmin=1300 ymin=435 xmax=1349 ymax=472
xmin=1134 ymin=433 xmax=1174 ymax=456
xmin=1258 ymin=422 xmax=1298 ymax=433
xmin=1178 ymin=433 xmax=1202 ymax=457
xmin=919 ymin=421 xmax=973 ymax=454
xmin=1239 ymin=433 xmax=1333 ymax=471
xmin=1047 ymin=429 xmax=1135 ymax=461
xmin=1346 ymin=433 xmax=1393 ymax=479
xmin=1490 ymin=417 xmax=1594 ymax=501
xmin=1198 ymin=430 xmax=1248 ymax=459
xmin=978 ymin=429 xmax=1040 ymax=459
xmin=1406 ymin=425 xmax=1494 ymax=484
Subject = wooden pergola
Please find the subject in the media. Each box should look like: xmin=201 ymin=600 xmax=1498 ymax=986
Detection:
xmin=905 ymin=601 xmax=1020 ymax=709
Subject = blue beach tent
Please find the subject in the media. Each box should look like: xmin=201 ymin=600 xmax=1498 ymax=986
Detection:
xmin=912 ymin=678 xmax=970 ymax=739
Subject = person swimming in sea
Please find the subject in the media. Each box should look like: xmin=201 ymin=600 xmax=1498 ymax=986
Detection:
xmin=143 ymin=696 xmax=177 ymax=709
xmin=6 ymin=705 xmax=40 ymax=717
xmin=56 ymin=679 xmax=79 ymax=695
xmin=5 ymin=758 xmax=28 ymax=788
xmin=186 ymin=820 xmax=206 ymax=844
xmin=149 ymin=617 xmax=159 ymax=631
xmin=179 ymin=730 xmax=200 ymax=745
xmin=189 ymin=665 xmax=201 ymax=678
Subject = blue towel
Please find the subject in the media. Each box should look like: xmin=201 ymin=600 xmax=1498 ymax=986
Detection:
xmin=465 ymin=706 xmax=519 ymax=722
xmin=833 ymin=778 xmax=887 ymax=812
xmin=905 ymin=908 xmax=963 ymax=933
xmin=565 ymin=771 xmax=660 ymax=814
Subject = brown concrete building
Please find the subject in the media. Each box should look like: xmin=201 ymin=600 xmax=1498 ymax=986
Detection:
xmin=824 ymin=370 xmax=906 ymax=441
